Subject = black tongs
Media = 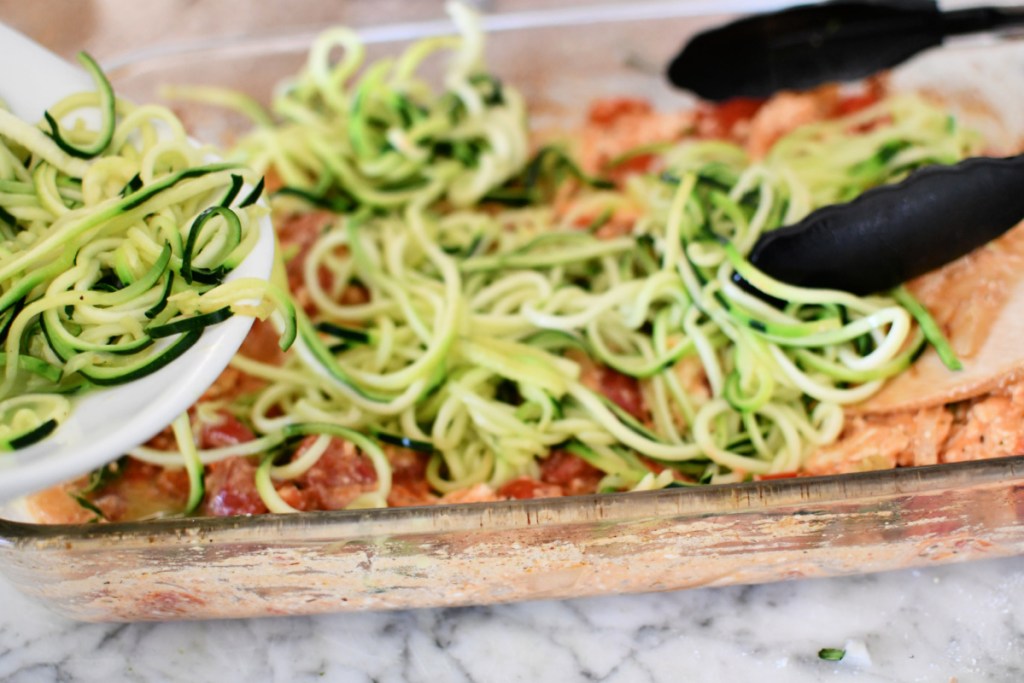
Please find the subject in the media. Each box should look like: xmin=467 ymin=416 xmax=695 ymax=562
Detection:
xmin=668 ymin=0 xmax=1024 ymax=101
xmin=666 ymin=1 xmax=1024 ymax=295
xmin=747 ymin=156 xmax=1024 ymax=295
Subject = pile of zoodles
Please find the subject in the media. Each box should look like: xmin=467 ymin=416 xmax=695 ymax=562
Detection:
xmin=0 ymin=52 xmax=292 ymax=474
xmin=128 ymin=3 xmax=981 ymax=515
xmin=168 ymin=4 xmax=527 ymax=212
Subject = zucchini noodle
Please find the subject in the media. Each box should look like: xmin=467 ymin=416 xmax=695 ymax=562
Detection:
xmin=120 ymin=5 xmax=981 ymax=515
xmin=171 ymin=3 xmax=527 ymax=211
xmin=0 ymin=52 xmax=294 ymax=454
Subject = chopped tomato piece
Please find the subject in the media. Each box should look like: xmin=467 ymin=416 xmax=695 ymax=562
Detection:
xmin=755 ymin=471 xmax=800 ymax=481
xmin=203 ymin=457 xmax=267 ymax=516
xmin=440 ymin=483 xmax=500 ymax=504
xmin=262 ymin=168 xmax=284 ymax=194
xmin=603 ymin=153 xmax=657 ymax=186
xmin=578 ymin=97 xmax=693 ymax=175
xmin=387 ymin=446 xmax=430 ymax=485
xmin=540 ymin=449 xmax=603 ymax=495
xmin=836 ymin=92 xmax=879 ymax=117
xmin=836 ymin=78 xmax=885 ymax=117
xmin=277 ymin=210 xmax=333 ymax=254
xmin=277 ymin=211 xmax=334 ymax=314
xmin=277 ymin=210 xmax=372 ymax=315
xmin=238 ymin=318 xmax=286 ymax=366
xmin=202 ymin=456 xmax=268 ymax=516
xmin=497 ymin=477 xmax=564 ymax=500
xmin=274 ymin=483 xmax=309 ymax=511
xmin=571 ymin=350 xmax=648 ymax=421
xmin=117 ymin=459 xmax=190 ymax=497
xmin=587 ymin=98 xmax=653 ymax=126
xmin=600 ymin=369 xmax=646 ymax=421
xmin=388 ymin=481 xmax=438 ymax=507
xmin=286 ymin=436 xmax=378 ymax=510
xmin=199 ymin=413 xmax=256 ymax=450
xmin=697 ymin=97 xmax=765 ymax=139
xmin=746 ymin=90 xmax=838 ymax=157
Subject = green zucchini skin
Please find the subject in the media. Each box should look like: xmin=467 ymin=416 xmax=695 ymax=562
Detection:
xmin=5 ymin=418 xmax=58 ymax=450
xmin=372 ymin=429 xmax=434 ymax=453
xmin=43 ymin=53 xmax=116 ymax=159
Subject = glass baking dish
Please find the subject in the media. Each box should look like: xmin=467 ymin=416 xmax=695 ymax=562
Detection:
xmin=3 ymin=1 xmax=1024 ymax=622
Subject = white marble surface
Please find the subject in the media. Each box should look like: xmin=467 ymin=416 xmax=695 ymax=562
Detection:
xmin=1 ymin=556 xmax=1022 ymax=682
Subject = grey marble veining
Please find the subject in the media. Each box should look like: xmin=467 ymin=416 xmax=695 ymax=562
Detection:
xmin=2 ymin=556 xmax=1023 ymax=682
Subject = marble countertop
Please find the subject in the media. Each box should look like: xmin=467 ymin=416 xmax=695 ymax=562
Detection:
xmin=1 ymin=556 xmax=1022 ymax=682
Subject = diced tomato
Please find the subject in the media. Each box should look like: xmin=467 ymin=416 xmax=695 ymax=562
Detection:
xmin=440 ymin=483 xmax=501 ymax=504
xmin=497 ymin=477 xmax=564 ymax=500
xmin=697 ymin=97 xmax=765 ymax=139
xmin=587 ymin=98 xmax=653 ymax=126
xmin=202 ymin=457 xmax=267 ymax=516
xmin=380 ymin=448 xmax=436 ymax=507
xmin=276 ymin=211 xmax=372 ymax=315
xmin=388 ymin=481 xmax=438 ymax=507
xmin=836 ymin=78 xmax=884 ymax=117
xmin=755 ymin=471 xmax=800 ymax=481
xmin=603 ymin=152 xmax=657 ymax=186
xmin=601 ymin=368 xmax=646 ymax=421
xmin=274 ymin=483 xmax=310 ymax=511
xmin=277 ymin=211 xmax=334 ymax=313
xmin=197 ymin=319 xmax=285 ymax=404
xmin=387 ymin=446 xmax=430 ymax=485
xmin=578 ymin=96 xmax=694 ymax=180
xmin=262 ymin=168 xmax=284 ymax=194
xmin=277 ymin=210 xmax=333 ymax=253
xmin=89 ymin=492 xmax=128 ymax=521
xmin=836 ymin=93 xmax=878 ymax=117
xmin=117 ymin=458 xmax=190 ymax=498
xmin=238 ymin=318 xmax=285 ymax=366
xmin=611 ymin=153 xmax=655 ymax=174
xmin=199 ymin=413 xmax=256 ymax=450
xmin=572 ymin=349 xmax=648 ymax=421
xmin=285 ymin=436 xmax=378 ymax=510
xmin=540 ymin=449 xmax=603 ymax=495
xmin=120 ymin=458 xmax=167 ymax=483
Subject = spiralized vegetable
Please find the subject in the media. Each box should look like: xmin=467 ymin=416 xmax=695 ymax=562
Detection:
xmin=0 ymin=52 xmax=293 ymax=462
xmin=123 ymin=2 xmax=982 ymax=517
xmin=171 ymin=3 xmax=528 ymax=212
